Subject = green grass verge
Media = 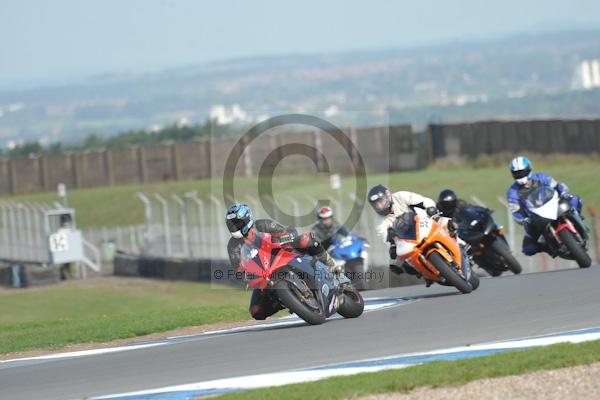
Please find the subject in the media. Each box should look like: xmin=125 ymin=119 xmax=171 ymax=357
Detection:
xmin=0 ymin=278 xmax=250 ymax=355
xmin=218 ymin=339 xmax=600 ymax=400
xmin=5 ymin=158 xmax=600 ymax=229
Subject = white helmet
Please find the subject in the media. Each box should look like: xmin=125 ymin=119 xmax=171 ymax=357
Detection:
xmin=510 ymin=156 xmax=532 ymax=185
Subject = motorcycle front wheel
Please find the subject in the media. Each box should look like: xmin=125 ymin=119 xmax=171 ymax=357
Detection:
xmin=558 ymin=229 xmax=591 ymax=268
xmin=273 ymin=279 xmax=326 ymax=325
xmin=428 ymin=252 xmax=473 ymax=294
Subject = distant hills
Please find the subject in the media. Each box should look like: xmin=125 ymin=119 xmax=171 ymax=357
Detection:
xmin=0 ymin=29 xmax=599 ymax=146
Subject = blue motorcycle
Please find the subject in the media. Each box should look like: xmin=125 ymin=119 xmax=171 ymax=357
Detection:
xmin=329 ymin=232 xmax=370 ymax=290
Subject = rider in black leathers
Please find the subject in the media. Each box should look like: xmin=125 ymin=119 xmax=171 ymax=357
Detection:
xmin=311 ymin=205 xmax=351 ymax=250
xmin=436 ymin=189 xmax=472 ymax=221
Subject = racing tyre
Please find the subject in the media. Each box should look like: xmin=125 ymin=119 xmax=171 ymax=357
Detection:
xmin=490 ymin=238 xmax=522 ymax=274
xmin=337 ymin=285 xmax=364 ymax=318
xmin=558 ymin=229 xmax=592 ymax=268
xmin=428 ymin=252 xmax=472 ymax=294
xmin=274 ymin=279 xmax=326 ymax=325
xmin=468 ymin=271 xmax=480 ymax=291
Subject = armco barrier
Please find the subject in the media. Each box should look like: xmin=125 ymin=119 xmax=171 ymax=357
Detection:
xmin=0 ymin=261 xmax=61 ymax=288
xmin=113 ymin=251 xmax=239 ymax=285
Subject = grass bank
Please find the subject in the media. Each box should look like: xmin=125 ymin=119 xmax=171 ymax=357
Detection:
xmin=218 ymin=339 xmax=600 ymax=400
xmin=0 ymin=277 xmax=250 ymax=355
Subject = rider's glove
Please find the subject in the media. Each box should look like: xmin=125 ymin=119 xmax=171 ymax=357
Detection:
xmin=521 ymin=217 xmax=530 ymax=227
xmin=389 ymin=244 xmax=397 ymax=260
xmin=447 ymin=219 xmax=458 ymax=233
xmin=560 ymin=192 xmax=574 ymax=201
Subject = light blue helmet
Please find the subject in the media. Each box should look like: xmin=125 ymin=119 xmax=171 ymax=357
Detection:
xmin=225 ymin=203 xmax=254 ymax=239
xmin=509 ymin=156 xmax=532 ymax=185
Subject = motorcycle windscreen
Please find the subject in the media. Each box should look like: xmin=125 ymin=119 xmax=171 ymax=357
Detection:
xmin=525 ymin=186 xmax=559 ymax=219
xmin=240 ymin=243 xmax=266 ymax=282
xmin=392 ymin=212 xmax=417 ymax=240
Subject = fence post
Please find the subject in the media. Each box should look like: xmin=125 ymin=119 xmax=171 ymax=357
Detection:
xmin=136 ymin=192 xmax=153 ymax=253
xmin=187 ymin=193 xmax=207 ymax=258
xmin=154 ymin=193 xmax=172 ymax=257
xmin=497 ymin=196 xmax=516 ymax=251
xmin=172 ymin=194 xmax=189 ymax=257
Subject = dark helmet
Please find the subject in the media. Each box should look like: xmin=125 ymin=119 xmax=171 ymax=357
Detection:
xmin=437 ymin=189 xmax=457 ymax=217
xmin=368 ymin=184 xmax=393 ymax=216
xmin=509 ymin=156 xmax=532 ymax=185
xmin=225 ymin=203 xmax=254 ymax=239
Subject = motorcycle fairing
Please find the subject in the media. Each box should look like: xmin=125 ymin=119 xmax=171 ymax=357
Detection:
xmin=526 ymin=188 xmax=559 ymax=220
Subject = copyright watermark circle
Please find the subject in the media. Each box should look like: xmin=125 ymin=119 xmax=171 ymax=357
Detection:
xmin=222 ymin=114 xmax=367 ymax=230
xmin=213 ymin=269 xmax=224 ymax=280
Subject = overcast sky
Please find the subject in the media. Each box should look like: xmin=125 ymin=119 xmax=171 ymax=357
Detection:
xmin=1 ymin=0 xmax=599 ymax=87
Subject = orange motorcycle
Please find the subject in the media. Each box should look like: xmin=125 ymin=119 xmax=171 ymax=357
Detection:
xmin=390 ymin=209 xmax=479 ymax=294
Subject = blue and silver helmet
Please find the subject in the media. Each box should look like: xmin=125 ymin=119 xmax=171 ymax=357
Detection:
xmin=225 ymin=203 xmax=255 ymax=239
xmin=509 ymin=156 xmax=532 ymax=185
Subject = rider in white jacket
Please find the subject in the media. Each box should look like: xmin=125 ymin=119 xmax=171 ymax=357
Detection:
xmin=368 ymin=184 xmax=454 ymax=243
xmin=367 ymin=184 xmax=458 ymax=278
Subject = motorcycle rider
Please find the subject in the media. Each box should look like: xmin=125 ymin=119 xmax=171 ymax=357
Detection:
xmin=506 ymin=156 xmax=583 ymax=256
xmin=367 ymin=184 xmax=458 ymax=278
xmin=436 ymin=189 xmax=469 ymax=220
xmin=311 ymin=205 xmax=351 ymax=250
xmin=225 ymin=203 xmax=336 ymax=320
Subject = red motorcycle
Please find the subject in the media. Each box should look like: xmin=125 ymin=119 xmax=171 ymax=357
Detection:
xmin=239 ymin=232 xmax=364 ymax=325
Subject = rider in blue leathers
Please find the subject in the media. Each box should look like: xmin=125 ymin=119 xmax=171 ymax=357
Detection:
xmin=506 ymin=156 xmax=583 ymax=256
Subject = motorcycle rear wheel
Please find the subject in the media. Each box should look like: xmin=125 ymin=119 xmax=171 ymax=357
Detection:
xmin=273 ymin=279 xmax=326 ymax=325
xmin=490 ymin=237 xmax=522 ymax=274
xmin=337 ymin=284 xmax=364 ymax=318
xmin=427 ymin=252 xmax=472 ymax=294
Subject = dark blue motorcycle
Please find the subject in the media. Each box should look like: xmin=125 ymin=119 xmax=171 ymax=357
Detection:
xmin=457 ymin=206 xmax=522 ymax=277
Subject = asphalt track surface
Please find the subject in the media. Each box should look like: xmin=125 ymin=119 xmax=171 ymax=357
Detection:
xmin=2 ymin=265 xmax=600 ymax=400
